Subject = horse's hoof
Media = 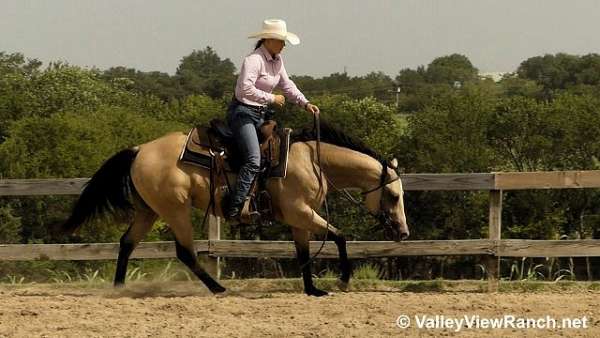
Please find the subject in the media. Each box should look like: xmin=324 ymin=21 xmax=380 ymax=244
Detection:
xmin=210 ymin=285 xmax=227 ymax=294
xmin=214 ymin=289 xmax=232 ymax=298
xmin=336 ymin=279 xmax=349 ymax=292
xmin=306 ymin=288 xmax=328 ymax=297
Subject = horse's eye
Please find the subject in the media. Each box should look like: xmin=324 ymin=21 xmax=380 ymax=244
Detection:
xmin=388 ymin=192 xmax=400 ymax=203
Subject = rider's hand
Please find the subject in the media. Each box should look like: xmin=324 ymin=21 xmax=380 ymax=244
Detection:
xmin=305 ymin=103 xmax=320 ymax=115
xmin=273 ymin=94 xmax=285 ymax=108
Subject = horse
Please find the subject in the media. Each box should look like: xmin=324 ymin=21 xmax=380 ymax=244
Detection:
xmin=63 ymin=122 xmax=410 ymax=297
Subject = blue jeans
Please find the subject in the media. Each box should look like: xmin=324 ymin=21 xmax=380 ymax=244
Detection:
xmin=226 ymin=102 xmax=265 ymax=207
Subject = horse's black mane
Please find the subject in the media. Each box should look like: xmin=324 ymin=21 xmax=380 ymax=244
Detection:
xmin=291 ymin=121 xmax=384 ymax=163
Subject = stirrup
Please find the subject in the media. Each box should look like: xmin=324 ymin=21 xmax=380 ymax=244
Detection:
xmin=239 ymin=197 xmax=260 ymax=224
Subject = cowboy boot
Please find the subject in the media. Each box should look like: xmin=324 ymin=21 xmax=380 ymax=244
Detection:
xmin=222 ymin=193 xmax=242 ymax=222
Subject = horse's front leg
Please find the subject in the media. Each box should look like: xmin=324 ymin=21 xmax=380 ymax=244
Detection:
xmin=288 ymin=205 xmax=353 ymax=295
xmin=327 ymin=229 xmax=352 ymax=291
xmin=292 ymin=227 xmax=328 ymax=297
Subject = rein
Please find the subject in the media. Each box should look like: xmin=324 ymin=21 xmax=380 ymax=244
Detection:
xmin=362 ymin=175 xmax=401 ymax=195
xmin=300 ymin=112 xmax=330 ymax=269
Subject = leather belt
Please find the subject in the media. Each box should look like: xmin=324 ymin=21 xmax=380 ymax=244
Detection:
xmin=231 ymin=97 xmax=266 ymax=114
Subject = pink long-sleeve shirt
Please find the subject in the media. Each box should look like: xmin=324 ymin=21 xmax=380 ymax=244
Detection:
xmin=235 ymin=45 xmax=309 ymax=108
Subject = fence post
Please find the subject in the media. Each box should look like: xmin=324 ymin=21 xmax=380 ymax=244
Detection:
xmin=486 ymin=190 xmax=502 ymax=292
xmin=199 ymin=215 xmax=221 ymax=279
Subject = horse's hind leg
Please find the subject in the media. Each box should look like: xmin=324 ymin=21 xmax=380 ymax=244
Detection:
xmin=163 ymin=209 xmax=226 ymax=294
xmin=114 ymin=208 xmax=157 ymax=286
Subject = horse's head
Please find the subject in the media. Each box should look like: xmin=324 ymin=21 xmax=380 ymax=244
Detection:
xmin=364 ymin=158 xmax=410 ymax=241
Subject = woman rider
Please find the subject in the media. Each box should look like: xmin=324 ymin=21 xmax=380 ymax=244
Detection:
xmin=224 ymin=19 xmax=320 ymax=220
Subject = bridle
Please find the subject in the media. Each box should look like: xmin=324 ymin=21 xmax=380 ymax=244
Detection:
xmin=366 ymin=160 xmax=402 ymax=239
xmin=330 ymin=159 xmax=402 ymax=239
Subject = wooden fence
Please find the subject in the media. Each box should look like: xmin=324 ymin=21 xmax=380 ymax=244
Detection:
xmin=2 ymin=170 xmax=600 ymax=290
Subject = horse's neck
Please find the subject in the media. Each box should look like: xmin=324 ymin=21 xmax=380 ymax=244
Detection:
xmin=318 ymin=143 xmax=382 ymax=191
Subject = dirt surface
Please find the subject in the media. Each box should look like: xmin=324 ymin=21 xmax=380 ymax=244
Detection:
xmin=0 ymin=280 xmax=599 ymax=337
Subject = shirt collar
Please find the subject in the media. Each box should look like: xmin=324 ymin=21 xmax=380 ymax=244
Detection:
xmin=259 ymin=45 xmax=280 ymax=62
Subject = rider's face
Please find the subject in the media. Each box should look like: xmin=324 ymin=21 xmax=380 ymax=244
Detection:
xmin=264 ymin=39 xmax=285 ymax=56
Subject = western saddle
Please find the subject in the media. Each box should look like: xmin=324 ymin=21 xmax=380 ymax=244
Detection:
xmin=180 ymin=118 xmax=292 ymax=225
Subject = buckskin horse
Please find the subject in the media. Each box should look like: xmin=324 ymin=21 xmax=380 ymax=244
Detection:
xmin=63 ymin=121 xmax=409 ymax=297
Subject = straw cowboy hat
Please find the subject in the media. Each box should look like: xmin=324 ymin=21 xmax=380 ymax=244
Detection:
xmin=248 ymin=19 xmax=300 ymax=45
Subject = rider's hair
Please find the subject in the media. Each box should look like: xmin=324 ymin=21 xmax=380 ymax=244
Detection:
xmin=254 ymin=39 xmax=266 ymax=50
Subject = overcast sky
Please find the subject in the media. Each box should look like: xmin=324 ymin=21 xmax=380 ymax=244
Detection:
xmin=2 ymin=0 xmax=600 ymax=77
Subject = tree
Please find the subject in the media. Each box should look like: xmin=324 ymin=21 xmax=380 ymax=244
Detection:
xmin=395 ymin=54 xmax=480 ymax=112
xmin=291 ymin=71 xmax=395 ymax=103
xmin=0 ymin=52 xmax=42 ymax=75
xmin=0 ymin=205 xmax=21 ymax=243
xmin=176 ymin=47 xmax=236 ymax=99
xmin=102 ymin=67 xmax=183 ymax=101
xmin=397 ymin=87 xmax=497 ymax=173
xmin=318 ymin=97 xmax=403 ymax=156
xmin=517 ymin=53 xmax=600 ymax=97
xmin=425 ymin=54 xmax=479 ymax=85
xmin=498 ymin=74 xmax=543 ymax=98
xmin=395 ymin=67 xmax=427 ymax=94
xmin=162 ymin=94 xmax=227 ymax=126
xmin=0 ymin=106 xmax=185 ymax=243
xmin=0 ymin=52 xmax=43 ymax=139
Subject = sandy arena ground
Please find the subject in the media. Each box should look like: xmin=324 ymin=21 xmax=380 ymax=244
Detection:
xmin=0 ymin=280 xmax=599 ymax=337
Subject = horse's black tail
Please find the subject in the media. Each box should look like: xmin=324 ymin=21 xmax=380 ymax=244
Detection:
xmin=62 ymin=147 xmax=139 ymax=234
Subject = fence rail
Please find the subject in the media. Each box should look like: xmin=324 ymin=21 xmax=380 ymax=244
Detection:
xmin=3 ymin=170 xmax=600 ymax=196
xmin=2 ymin=170 xmax=600 ymax=291
xmin=2 ymin=239 xmax=599 ymax=261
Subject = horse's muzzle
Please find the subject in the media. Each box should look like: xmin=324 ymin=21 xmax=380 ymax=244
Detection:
xmin=398 ymin=231 xmax=410 ymax=241
xmin=387 ymin=221 xmax=409 ymax=242
xmin=395 ymin=221 xmax=410 ymax=242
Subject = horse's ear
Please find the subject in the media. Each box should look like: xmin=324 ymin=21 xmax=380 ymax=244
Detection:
xmin=389 ymin=158 xmax=398 ymax=169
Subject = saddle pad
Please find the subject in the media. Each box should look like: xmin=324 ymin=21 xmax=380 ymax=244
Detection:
xmin=179 ymin=127 xmax=228 ymax=171
xmin=179 ymin=127 xmax=292 ymax=178
xmin=269 ymin=127 xmax=291 ymax=178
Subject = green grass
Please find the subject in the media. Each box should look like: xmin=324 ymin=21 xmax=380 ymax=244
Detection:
xmin=352 ymin=263 xmax=381 ymax=280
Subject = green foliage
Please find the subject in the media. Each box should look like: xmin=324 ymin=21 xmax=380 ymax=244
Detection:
xmin=176 ymin=46 xmax=236 ymax=99
xmin=319 ymin=96 xmax=403 ymax=156
xmin=518 ymin=53 xmax=600 ymax=95
xmin=398 ymin=87 xmax=498 ymax=172
xmin=0 ymin=205 xmax=21 ymax=243
xmin=504 ymin=257 xmax=575 ymax=282
xmin=488 ymin=96 xmax=554 ymax=171
xmin=0 ymin=52 xmax=42 ymax=75
xmin=0 ymin=62 xmax=168 ymax=142
xmin=162 ymin=94 xmax=227 ymax=126
xmin=488 ymin=93 xmax=600 ymax=171
xmin=425 ymin=54 xmax=479 ymax=85
xmin=0 ymin=53 xmax=42 ymax=138
xmin=498 ymin=75 xmax=543 ymax=98
xmin=395 ymin=54 xmax=480 ymax=112
xmin=0 ymin=107 xmax=184 ymax=178
xmin=102 ymin=67 xmax=182 ymax=101
xmin=292 ymin=71 xmax=396 ymax=103
xmin=353 ymin=263 xmax=381 ymax=280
